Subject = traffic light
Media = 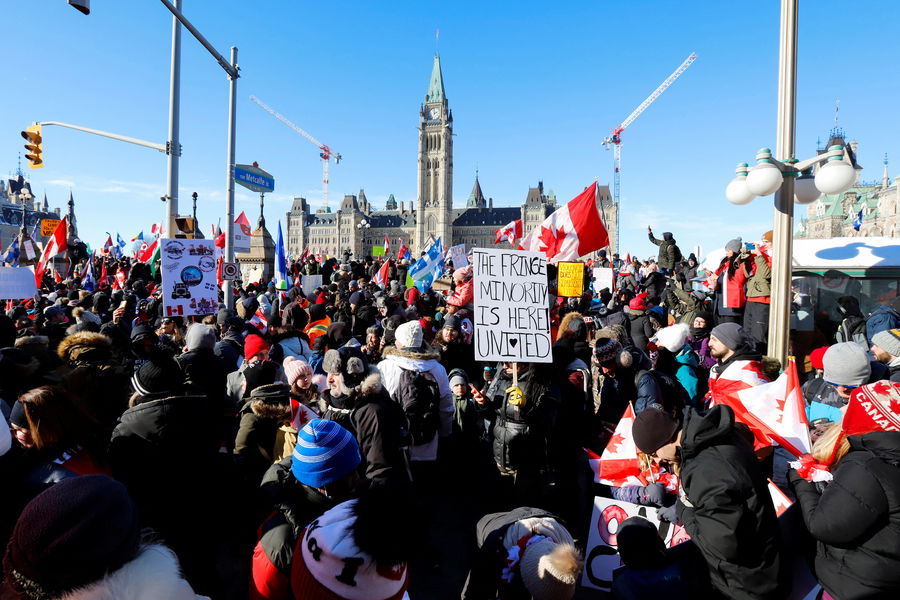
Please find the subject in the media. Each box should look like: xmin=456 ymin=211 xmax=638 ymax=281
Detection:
xmin=21 ymin=125 xmax=43 ymax=169
xmin=175 ymin=215 xmax=196 ymax=239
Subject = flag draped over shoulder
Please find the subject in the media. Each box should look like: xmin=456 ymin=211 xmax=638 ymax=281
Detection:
xmin=517 ymin=182 xmax=609 ymax=263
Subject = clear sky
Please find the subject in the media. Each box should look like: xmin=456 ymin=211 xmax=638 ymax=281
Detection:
xmin=3 ymin=0 xmax=898 ymax=258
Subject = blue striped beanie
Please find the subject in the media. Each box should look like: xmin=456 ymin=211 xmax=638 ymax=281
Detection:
xmin=291 ymin=419 xmax=361 ymax=488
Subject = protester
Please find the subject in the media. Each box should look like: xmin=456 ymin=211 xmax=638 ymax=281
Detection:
xmin=870 ymin=328 xmax=900 ymax=381
xmin=632 ymin=405 xmax=786 ymax=599
xmin=789 ymin=381 xmax=900 ymax=599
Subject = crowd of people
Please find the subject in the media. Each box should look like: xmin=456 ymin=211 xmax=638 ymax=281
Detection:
xmin=0 ymin=227 xmax=899 ymax=600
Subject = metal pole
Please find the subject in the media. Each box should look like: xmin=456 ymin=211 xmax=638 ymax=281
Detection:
xmin=768 ymin=0 xmax=798 ymax=366
xmin=37 ymin=122 xmax=166 ymax=152
xmin=223 ymin=46 xmax=238 ymax=311
xmin=165 ymin=0 xmax=182 ymax=239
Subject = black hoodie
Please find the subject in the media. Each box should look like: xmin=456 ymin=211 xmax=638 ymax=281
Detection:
xmin=677 ymin=405 xmax=786 ymax=600
xmin=790 ymin=431 xmax=900 ymax=599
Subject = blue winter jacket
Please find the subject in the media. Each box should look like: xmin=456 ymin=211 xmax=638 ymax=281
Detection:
xmin=866 ymin=304 xmax=900 ymax=345
xmin=673 ymin=345 xmax=701 ymax=404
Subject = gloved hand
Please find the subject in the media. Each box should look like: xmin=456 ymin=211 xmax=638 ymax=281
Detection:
xmin=640 ymin=482 xmax=667 ymax=506
xmin=657 ymin=502 xmax=680 ymax=524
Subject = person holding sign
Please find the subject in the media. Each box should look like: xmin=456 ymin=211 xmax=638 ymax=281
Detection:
xmin=631 ymin=405 xmax=786 ymax=600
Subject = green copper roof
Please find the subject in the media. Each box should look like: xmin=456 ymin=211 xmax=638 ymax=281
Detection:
xmin=426 ymin=54 xmax=445 ymax=103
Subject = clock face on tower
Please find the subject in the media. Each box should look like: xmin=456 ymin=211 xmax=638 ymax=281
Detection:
xmin=429 ymin=107 xmax=440 ymax=121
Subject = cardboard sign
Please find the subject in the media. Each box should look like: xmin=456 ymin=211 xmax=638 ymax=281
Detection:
xmin=40 ymin=219 xmax=61 ymax=237
xmin=0 ymin=266 xmax=37 ymax=299
xmin=593 ymin=267 xmax=615 ymax=293
xmin=582 ymin=497 xmax=690 ymax=591
xmin=22 ymin=240 xmax=36 ymax=260
xmin=448 ymin=243 xmax=468 ymax=268
xmin=472 ymin=247 xmax=551 ymax=363
xmin=160 ymin=239 xmax=218 ymax=317
xmin=557 ymin=261 xmax=584 ymax=297
xmin=301 ymin=274 xmax=323 ymax=292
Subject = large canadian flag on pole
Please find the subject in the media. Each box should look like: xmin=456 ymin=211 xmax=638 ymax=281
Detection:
xmin=517 ymin=182 xmax=609 ymax=263
xmin=35 ymin=217 xmax=68 ymax=287
xmin=493 ymin=219 xmax=523 ymax=245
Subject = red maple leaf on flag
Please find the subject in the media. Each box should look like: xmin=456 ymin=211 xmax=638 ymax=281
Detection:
xmin=607 ymin=432 xmax=626 ymax=453
xmin=537 ymin=224 xmax=567 ymax=258
xmin=296 ymin=409 xmax=312 ymax=428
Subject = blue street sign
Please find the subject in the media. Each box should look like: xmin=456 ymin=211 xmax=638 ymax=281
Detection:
xmin=234 ymin=163 xmax=275 ymax=193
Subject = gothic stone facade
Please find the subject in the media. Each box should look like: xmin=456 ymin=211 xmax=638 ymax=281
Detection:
xmin=285 ymin=55 xmax=617 ymax=259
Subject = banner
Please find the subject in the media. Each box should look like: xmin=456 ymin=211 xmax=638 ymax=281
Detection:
xmin=301 ymin=274 xmax=323 ymax=291
xmin=472 ymin=247 xmax=551 ymax=363
xmin=0 ymin=267 xmax=37 ymax=299
xmin=582 ymin=497 xmax=690 ymax=591
xmin=160 ymin=239 xmax=218 ymax=317
xmin=371 ymin=245 xmax=385 ymax=257
xmin=233 ymin=211 xmax=252 ymax=254
xmin=557 ymin=261 xmax=584 ymax=297
xmin=448 ymin=243 xmax=468 ymax=268
xmin=593 ymin=267 xmax=614 ymax=293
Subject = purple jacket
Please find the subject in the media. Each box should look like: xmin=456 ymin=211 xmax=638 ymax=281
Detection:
xmin=689 ymin=335 xmax=716 ymax=369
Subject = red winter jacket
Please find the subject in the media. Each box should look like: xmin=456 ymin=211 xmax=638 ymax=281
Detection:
xmin=715 ymin=261 xmax=749 ymax=309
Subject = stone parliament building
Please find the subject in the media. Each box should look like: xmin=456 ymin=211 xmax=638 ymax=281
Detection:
xmin=282 ymin=54 xmax=617 ymax=260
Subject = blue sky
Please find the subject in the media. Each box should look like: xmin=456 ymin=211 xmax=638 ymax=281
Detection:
xmin=3 ymin=1 xmax=899 ymax=258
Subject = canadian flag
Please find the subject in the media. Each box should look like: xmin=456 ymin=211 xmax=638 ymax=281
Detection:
xmin=35 ymin=217 xmax=68 ymax=287
xmin=383 ymin=234 xmax=391 ymax=254
xmin=493 ymin=219 xmax=523 ymax=245
xmin=290 ymin=398 xmax=318 ymax=430
xmin=250 ymin=307 xmax=268 ymax=334
xmin=768 ymin=481 xmax=793 ymax=517
xmin=591 ymin=404 xmax=648 ymax=487
xmin=732 ymin=358 xmax=812 ymax=457
xmin=151 ymin=222 xmax=163 ymax=236
xmin=314 ymin=248 xmax=322 ymax=264
xmin=517 ymin=182 xmax=610 ymax=263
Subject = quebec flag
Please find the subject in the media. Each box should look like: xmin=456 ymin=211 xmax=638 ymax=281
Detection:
xmin=408 ymin=237 xmax=444 ymax=292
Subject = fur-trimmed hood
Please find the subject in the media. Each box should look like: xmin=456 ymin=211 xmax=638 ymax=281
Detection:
xmin=358 ymin=367 xmax=383 ymax=396
xmin=57 ymin=331 xmax=113 ymax=365
xmin=62 ymin=544 xmax=206 ymax=599
xmin=381 ymin=344 xmax=440 ymax=361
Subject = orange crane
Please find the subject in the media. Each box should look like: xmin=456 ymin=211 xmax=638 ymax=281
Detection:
xmin=250 ymin=95 xmax=342 ymax=211
xmin=602 ymin=53 xmax=697 ymax=255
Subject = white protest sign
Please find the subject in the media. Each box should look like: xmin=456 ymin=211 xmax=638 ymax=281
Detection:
xmin=22 ymin=240 xmax=36 ymax=260
xmin=160 ymin=239 xmax=218 ymax=317
xmin=448 ymin=243 xmax=468 ymax=268
xmin=0 ymin=266 xmax=37 ymax=299
xmin=582 ymin=497 xmax=690 ymax=591
xmin=233 ymin=211 xmax=252 ymax=254
xmin=592 ymin=267 xmax=614 ymax=293
xmin=302 ymin=274 xmax=323 ymax=291
xmin=472 ymin=247 xmax=551 ymax=363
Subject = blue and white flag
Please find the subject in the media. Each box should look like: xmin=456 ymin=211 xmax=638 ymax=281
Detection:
xmin=853 ymin=209 xmax=863 ymax=231
xmin=2 ymin=237 xmax=20 ymax=266
xmin=275 ymin=220 xmax=289 ymax=290
xmin=82 ymin=255 xmax=96 ymax=291
xmin=29 ymin=220 xmax=40 ymax=243
xmin=115 ymin=233 xmax=126 ymax=258
xmin=408 ymin=237 xmax=445 ymax=292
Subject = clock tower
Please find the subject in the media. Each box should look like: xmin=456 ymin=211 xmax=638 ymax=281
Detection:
xmin=415 ymin=54 xmax=453 ymax=253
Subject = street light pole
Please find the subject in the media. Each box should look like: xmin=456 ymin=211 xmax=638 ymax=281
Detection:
xmin=224 ymin=46 xmax=238 ymax=310
xmin=165 ymin=0 xmax=182 ymax=240
xmin=769 ymin=0 xmax=799 ymax=366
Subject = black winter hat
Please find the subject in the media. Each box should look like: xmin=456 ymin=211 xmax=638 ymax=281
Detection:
xmin=309 ymin=303 xmax=327 ymax=323
xmin=242 ymin=360 xmax=282 ymax=398
xmin=443 ymin=314 xmax=462 ymax=331
xmin=632 ymin=406 xmax=680 ymax=455
xmin=3 ymin=475 xmax=141 ymax=597
xmin=131 ymin=356 xmax=183 ymax=399
xmin=130 ymin=323 xmax=158 ymax=344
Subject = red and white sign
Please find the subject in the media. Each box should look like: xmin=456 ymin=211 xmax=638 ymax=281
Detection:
xmin=233 ymin=211 xmax=252 ymax=254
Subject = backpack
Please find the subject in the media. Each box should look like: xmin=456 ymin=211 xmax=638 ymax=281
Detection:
xmin=395 ymin=369 xmax=441 ymax=445
xmin=836 ymin=315 xmax=868 ymax=350
xmin=672 ymin=244 xmax=683 ymax=264
xmin=635 ymin=369 xmax=689 ymax=415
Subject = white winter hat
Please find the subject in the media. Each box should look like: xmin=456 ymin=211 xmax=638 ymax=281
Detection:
xmin=655 ymin=323 xmax=690 ymax=353
xmin=394 ymin=321 xmax=423 ymax=350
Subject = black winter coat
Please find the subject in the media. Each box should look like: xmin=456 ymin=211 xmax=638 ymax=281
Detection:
xmin=320 ymin=368 xmax=411 ymax=488
xmin=624 ymin=307 xmax=654 ymax=351
xmin=676 ymin=405 xmax=786 ymax=600
xmin=790 ymin=432 xmax=900 ymax=600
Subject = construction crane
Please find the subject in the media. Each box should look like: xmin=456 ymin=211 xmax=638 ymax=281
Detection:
xmin=249 ymin=95 xmax=342 ymax=211
xmin=601 ymin=53 xmax=697 ymax=255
